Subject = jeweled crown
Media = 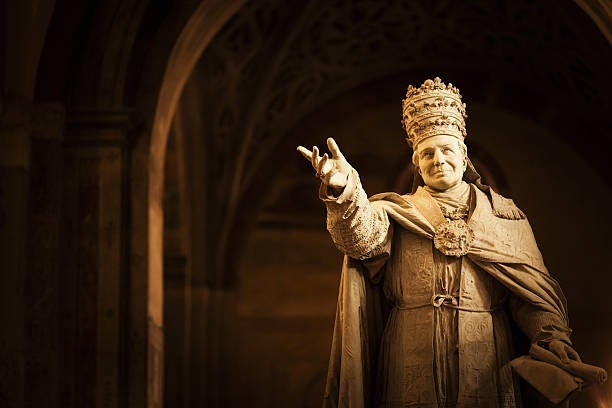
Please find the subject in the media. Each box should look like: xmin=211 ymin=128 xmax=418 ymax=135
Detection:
xmin=401 ymin=77 xmax=467 ymax=148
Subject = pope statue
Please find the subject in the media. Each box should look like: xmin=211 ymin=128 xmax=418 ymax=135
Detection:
xmin=297 ymin=77 xmax=606 ymax=407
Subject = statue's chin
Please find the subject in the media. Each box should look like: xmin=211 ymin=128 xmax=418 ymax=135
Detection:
xmin=424 ymin=179 xmax=461 ymax=192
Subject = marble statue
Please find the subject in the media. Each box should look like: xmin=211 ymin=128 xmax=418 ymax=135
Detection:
xmin=297 ymin=77 xmax=606 ymax=407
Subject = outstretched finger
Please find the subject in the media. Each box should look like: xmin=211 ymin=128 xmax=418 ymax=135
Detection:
xmin=317 ymin=154 xmax=329 ymax=176
xmin=327 ymin=138 xmax=344 ymax=159
xmin=297 ymin=146 xmax=313 ymax=160
xmin=312 ymin=146 xmax=320 ymax=168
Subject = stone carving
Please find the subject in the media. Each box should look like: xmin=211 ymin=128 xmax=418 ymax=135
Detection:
xmin=297 ymin=77 xmax=607 ymax=406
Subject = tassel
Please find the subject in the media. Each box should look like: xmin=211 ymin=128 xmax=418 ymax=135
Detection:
xmin=490 ymin=190 xmax=526 ymax=220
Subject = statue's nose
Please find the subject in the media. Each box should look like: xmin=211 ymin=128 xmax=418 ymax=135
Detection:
xmin=433 ymin=150 xmax=445 ymax=165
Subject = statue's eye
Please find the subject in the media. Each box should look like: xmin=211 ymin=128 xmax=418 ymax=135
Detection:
xmin=422 ymin=152 xmax=433 ymax=158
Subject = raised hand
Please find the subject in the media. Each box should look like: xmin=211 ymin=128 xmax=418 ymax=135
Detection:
xmin=297 ymin=138 xmax=352 ymax=190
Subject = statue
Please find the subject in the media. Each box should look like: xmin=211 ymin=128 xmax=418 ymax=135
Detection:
xmin=297 ymin=78 xmax=606 ymax=407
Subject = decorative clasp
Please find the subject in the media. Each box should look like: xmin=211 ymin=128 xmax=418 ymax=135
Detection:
xmin=433 ymin=219 xmax=474 ymax=257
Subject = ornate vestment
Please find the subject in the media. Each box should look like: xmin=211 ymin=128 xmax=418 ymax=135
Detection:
xmin=321 ymin=170 xmax=572 ymax=408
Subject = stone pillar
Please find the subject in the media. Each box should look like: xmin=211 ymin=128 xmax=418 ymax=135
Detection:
xmin=127 ymin=128 xmax=164 ymax=408
xmin=61 ymin=108 xmax=129 ymax=408
xmin=1 ymin=3 xmax=56 ymax=404
xmin=163 ymin=255 xmax=190 ymax=408
xmin=24 ymin=103 xmax=65 ymax=408
xmin=189 ymin=286 xmax=237 ymax=407
xmin=0 ymin=97 xmax=30 ymax=408
xmin=188 ymin=284 xmax=208 ymax=405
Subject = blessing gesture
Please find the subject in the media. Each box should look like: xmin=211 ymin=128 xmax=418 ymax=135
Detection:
xmin=297 ymin=138 xmax=352 ymax=190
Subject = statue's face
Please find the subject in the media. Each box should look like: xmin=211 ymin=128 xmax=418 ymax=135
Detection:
xmin=415 ymin=135 xmax=466 ymax=191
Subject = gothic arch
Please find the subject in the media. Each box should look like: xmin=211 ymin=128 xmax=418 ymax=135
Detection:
xmin=129 ymin=1 xmax=245 ymax=405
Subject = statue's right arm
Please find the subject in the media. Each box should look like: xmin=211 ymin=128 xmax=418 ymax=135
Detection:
xmin=297 ymin=138 xmax=392 ymax=267
xmin=320 ymin=167 xmax=393 ymax=262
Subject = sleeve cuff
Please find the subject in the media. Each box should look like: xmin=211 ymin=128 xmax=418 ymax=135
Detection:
xmin=534 ymin=324 xmax=573 ymax=346
xmin=319 ymin=169 xmax=357 ymax=204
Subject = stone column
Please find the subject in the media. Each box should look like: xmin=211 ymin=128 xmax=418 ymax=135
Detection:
xmin=189 ymin=286 xmax=237 ymax=407
xmin=163 ymin=255 xmax=189 ymax=408
xmin=127 ymin=125 xmax=165 ymax=408
xmin=24 ymin=103 xmax=65 ymax=408
xmin=0 ymin=97 xmax=30 ymax=408
xmin=61 ymin=108 xmax=129 ymax=408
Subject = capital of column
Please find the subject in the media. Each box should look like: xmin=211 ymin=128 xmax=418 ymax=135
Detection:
xmin=0 ymin=94 xmax=31 ymax=128
xmin=0 ymin=96 xmax=32 ymax=168
xmin=64 ymin=107 xmax=135 ymax=147
xmin=31 ymin=103 xmax=66 ymax=141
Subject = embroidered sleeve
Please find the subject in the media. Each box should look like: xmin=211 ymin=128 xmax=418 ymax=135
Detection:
xmin=319 ymin=168 xmax=391 ymax=261
xmin=509 ymin=294 xmax=573 ymax=346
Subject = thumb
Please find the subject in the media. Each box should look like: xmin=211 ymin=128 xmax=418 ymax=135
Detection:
xmin=327 ymin=138 xmax=345 ymax=160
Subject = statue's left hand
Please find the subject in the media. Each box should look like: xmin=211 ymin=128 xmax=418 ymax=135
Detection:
xmin=548 ymin=340 xmax=581 ymax=364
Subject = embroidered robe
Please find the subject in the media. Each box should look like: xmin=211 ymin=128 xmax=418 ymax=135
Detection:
xmin=321 ymin=170 xmax=572 ymax=408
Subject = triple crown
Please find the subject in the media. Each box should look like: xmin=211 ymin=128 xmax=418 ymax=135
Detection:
xmin=402 ymin=77 xmax=467 ymax=148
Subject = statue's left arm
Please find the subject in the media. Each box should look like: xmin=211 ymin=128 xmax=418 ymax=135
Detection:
xmin=508 ymin=295 xmax=580 ymax=361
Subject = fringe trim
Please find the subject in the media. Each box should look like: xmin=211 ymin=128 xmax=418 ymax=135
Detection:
xmin=490 ymin=190 xmax=526 ymax=220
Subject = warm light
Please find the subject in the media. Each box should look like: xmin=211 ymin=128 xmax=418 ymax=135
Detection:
xmin=591 ymin=381 xmax=612 ymax=408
